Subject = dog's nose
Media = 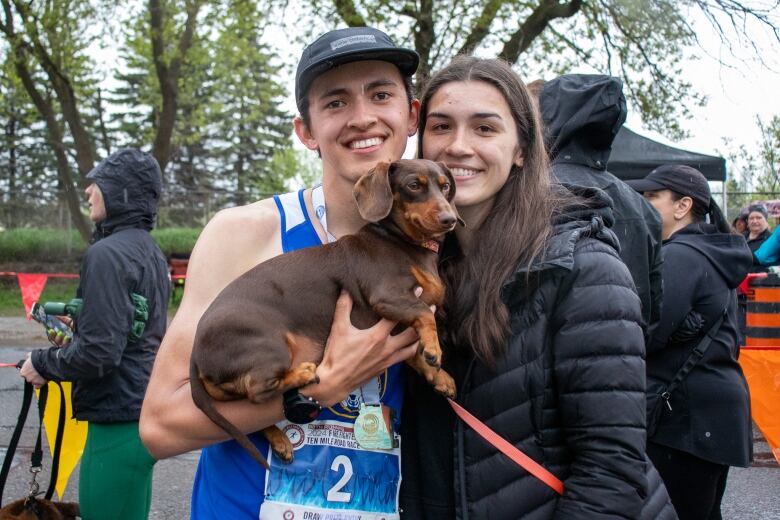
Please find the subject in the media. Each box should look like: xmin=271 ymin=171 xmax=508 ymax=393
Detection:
xmin=439 ymin=213 xmax=456 ymax=227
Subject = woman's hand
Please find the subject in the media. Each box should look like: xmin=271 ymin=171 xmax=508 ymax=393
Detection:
xmin=304 ymin=290 xmax=421 ymax=407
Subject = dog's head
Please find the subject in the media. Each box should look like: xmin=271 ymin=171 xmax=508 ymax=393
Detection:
xmin=353 ymin=159 xmax=463 ymax=243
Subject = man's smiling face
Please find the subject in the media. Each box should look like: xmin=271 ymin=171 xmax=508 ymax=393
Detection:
xmin=296 ymin=60 xmax=419 ymax=183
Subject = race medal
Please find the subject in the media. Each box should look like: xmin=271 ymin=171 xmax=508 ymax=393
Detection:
xmin=355 ymin=403 xmax=394 ymax=450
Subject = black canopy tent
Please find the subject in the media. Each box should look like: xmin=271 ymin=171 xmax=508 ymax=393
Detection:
xmin=608 ymin=127 xmax=727 ymax=181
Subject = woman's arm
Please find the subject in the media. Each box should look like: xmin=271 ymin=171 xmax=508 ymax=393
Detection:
xmin=551 ymin=240 xmax=647 ymax=519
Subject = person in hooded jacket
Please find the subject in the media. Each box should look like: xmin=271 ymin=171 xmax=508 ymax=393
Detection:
xmin=533 ymin=74 xmax=663 ymax=341
xmin=399 ymin=56 xmax=676 ymax=520
xmin=20 ymin=149 xmax=171 ymax=520
xmin=627 ymin=164 xmax=752 ymax=520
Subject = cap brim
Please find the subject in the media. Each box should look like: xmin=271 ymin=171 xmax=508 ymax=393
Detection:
xmin=624 ymin=178 xmax=667 ymax=193
xmin=296 ymin=48 xmax=419 ymax=106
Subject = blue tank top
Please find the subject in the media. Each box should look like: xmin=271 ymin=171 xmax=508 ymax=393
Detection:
xmin=191 ymin=189 xmax=405 ymax=519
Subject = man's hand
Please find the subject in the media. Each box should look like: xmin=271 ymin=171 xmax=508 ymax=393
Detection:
xmin=305 ymin=290 xmax=423 ymax=407
xmin=20 ymin=353 xmax=47 ymax=388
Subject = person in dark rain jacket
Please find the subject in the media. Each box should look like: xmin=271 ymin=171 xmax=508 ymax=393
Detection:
xmin=628 ymin=164 xmax=752 ymax=520
xmin=535 ymin=74 xmax=663 ymax=340
xmin=20 ymin=149 xmax=171 ymax=520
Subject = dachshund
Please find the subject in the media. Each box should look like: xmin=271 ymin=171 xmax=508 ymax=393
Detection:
xmin=190 ymin=159 xmax=461 ymax=469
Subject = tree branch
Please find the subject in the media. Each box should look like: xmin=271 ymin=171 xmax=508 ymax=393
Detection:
xmin=500 ymin=0 xmax=583 ymax=63
xmin=456 ymin=0 xmax=503 ymax=56
xmin=332 ymin=0 xmax=366 ymax=26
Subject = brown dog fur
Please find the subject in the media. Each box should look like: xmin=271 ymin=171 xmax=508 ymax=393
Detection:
xmin=190 ymin=159 xmax=461 ymax=469
xmin=0 ymin=498 xmax=79 ymax=520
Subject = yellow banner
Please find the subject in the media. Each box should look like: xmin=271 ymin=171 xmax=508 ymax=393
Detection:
xmin=36 ymin=381 xmax=88 ymax=498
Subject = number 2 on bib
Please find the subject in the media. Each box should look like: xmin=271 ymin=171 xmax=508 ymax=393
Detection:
xmin=327 ymin=455 xmax=353 ymax=502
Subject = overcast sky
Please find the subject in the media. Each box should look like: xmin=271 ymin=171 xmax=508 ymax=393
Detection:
xmin=92 ymin=5 xmax=778 ymax=174
xmin=625 ymin=9 xmax=780 ymax=162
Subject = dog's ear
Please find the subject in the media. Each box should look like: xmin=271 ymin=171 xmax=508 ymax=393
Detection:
xmin=436 ymin=162 xmax=465 ymax=227
xmin=354 ymin=161 xmax=394 ymax=222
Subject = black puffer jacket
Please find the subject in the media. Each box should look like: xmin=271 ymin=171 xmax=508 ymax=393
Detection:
xmin=33 ymin=150 xmax=171 ymax=422
xmin=539 ymin=74 xmax=663 ymax=340
xmin=648 ymin=223 xmax=752 ymax=467
xmin=400 ymin=187 xmax=676 ymax=519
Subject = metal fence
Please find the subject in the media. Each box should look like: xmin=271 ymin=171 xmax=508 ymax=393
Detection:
xmin=0 ymin=188 xmax=278 ymax=230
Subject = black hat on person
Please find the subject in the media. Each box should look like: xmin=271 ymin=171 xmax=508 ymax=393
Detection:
xmin=626 ymin=164 xmax=710 ymax=208
xmin=295 ymin=27 xmax=419 ymax=113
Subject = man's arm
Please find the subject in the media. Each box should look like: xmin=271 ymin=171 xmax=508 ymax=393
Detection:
xmin=140 ymin=198 xmax=418 ymax=459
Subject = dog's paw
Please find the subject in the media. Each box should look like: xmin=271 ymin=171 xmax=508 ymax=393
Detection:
xmin=432 ymin=370 xmax=456 ymax=399
xmin=270 ymin=437 xmax=294 ymax=464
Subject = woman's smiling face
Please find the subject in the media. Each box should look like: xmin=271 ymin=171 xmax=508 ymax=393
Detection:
xmin=420 ymin=80 xmax=523 ymax=214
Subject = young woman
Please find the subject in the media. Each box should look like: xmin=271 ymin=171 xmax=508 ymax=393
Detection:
xmin=628 ymin=165 xmax=752 ymax=520
xmin=399 ymin=56 xmax=675 ymax=519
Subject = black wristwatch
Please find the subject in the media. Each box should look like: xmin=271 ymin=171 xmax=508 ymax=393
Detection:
xmin=282 ymin=389 xmax=322 ymax=424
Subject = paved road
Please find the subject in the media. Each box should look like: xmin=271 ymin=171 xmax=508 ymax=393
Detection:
xmin=1 ymin=330 xmax=779 ymax=519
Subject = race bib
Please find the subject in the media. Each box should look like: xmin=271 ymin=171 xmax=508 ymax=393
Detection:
xmin=260 ymin=420 xmax=401 ymax=520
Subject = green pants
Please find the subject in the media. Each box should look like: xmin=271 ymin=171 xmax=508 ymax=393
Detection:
xmin=79 ymin=421 xmax=157 ymax=520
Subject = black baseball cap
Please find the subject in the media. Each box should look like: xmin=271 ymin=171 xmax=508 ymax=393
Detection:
xmin=626 ymin=164 xmax=711 ymax=208
xmin=295 ymin=27 xmax=419 ymax=113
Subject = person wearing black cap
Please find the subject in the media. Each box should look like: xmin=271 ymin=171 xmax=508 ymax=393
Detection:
xmin=140 ymin=27 xmax=422 ymax=519
xmin=627 ymin=164 xmax=753 ymax=520
xmin=20 ymin=149 xmax=171 ymax=520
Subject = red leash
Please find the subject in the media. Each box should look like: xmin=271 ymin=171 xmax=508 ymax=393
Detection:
xmin=447 ymin=398 xmax=565 ymax=495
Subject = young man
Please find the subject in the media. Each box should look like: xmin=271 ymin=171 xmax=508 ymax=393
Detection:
xmin=139 ymin=27 xmax=421 ymax=519
xmin=21 ymin=149 xmax=171 ymax=520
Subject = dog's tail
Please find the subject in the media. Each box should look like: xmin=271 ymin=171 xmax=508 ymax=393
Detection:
xmin=189 ymin=360 xmax=270 ymax=469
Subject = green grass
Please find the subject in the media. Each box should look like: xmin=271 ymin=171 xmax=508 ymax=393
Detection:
xmin=0 ymin=277 xmax=81 ymax=317
xmin=0 ymin=277 xmax=182 ymax=317
xmin=0 ymin=227 xmax=202 ymax=263
xmin=0 ymin=229 xmax=85 ymax=263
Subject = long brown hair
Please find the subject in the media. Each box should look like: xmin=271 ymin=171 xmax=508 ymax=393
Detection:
xmin=418 ymin=56 xmax=556 ymax=367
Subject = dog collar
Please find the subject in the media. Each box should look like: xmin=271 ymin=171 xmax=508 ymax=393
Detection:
xmin=420 ymin=240 xmax=440 ymax=253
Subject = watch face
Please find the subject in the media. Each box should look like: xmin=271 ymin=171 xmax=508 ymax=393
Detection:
xmin=283 ymin=390 xmax=322 ymax=424
xmin=287 ymin=401 xmax=321 ymax=424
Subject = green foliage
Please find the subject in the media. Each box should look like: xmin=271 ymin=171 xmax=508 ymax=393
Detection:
xmin=0 ymin=229 xmax=85 ymax=263
xmin=151 ymin=227 xmax=202 ymax=255
xmin=725 ymin=116 xmax=780 ymax=195
xmin=268 ymin=148 xmax=323 ymax=193
xmin=299 ymin=0 xmax=772 ymax=139
xmin=0 ymin=227 xmax=201 ymax=262
xmin=208 ymin=0 xmax=293 ymax=204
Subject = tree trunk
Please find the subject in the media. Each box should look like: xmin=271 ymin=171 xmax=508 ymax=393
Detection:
xmin=13 ymin=51 xmax=91 ymax=242
xmin=5 ymin=112 xmax=17 ymax=227
xmin=149 ymin=0 xmax=202 ymax=173
xmin=10 ymin=0 xmax=96 ymax=176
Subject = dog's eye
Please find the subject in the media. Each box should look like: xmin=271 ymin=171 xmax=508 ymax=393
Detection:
xmin=441 ymin=183 xmax=451 ymax=193
xmin=407 ymin=181 xmax=421 ymax=191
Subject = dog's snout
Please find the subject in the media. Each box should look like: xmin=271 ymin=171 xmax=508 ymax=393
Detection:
xmin=438 ymin=213 xmax=456 ymax=227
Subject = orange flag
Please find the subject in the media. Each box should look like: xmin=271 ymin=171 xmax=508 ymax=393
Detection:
xmin=739 ymin=348 xmax=780 ymax=465
xmin=17 ymin=273 xmax=49 ymax=317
